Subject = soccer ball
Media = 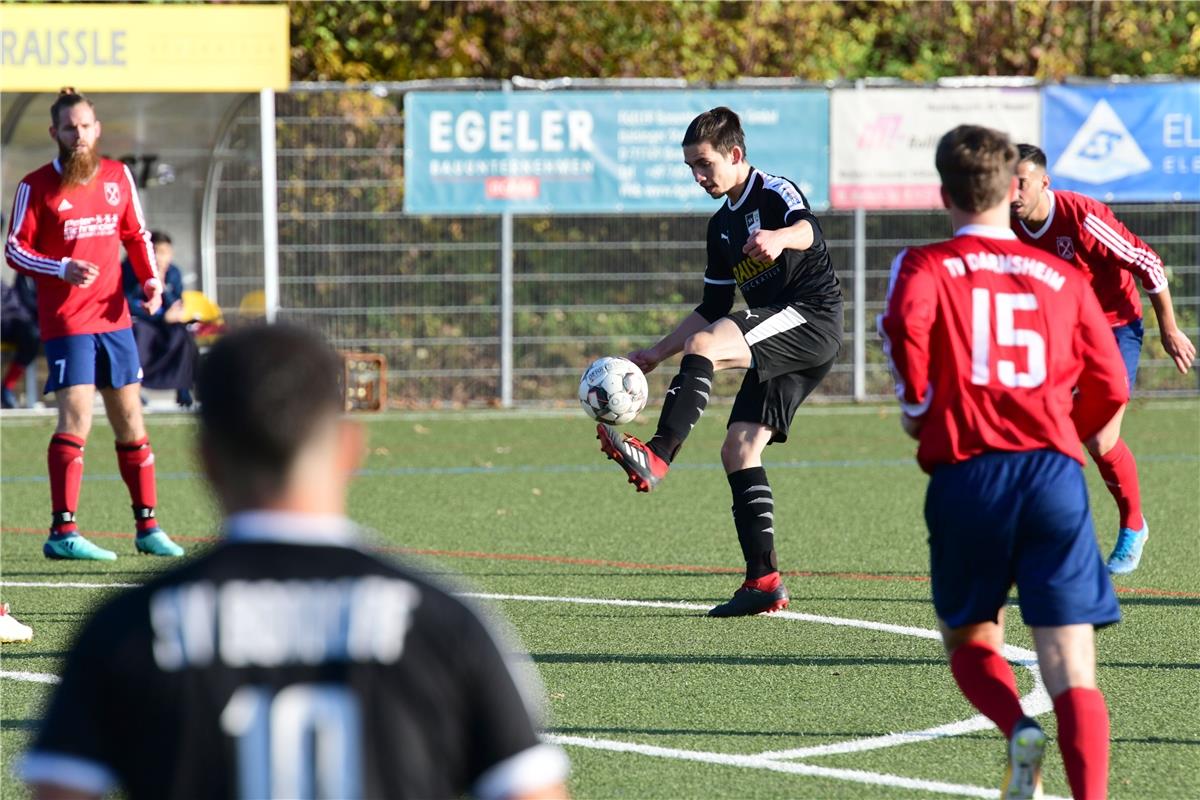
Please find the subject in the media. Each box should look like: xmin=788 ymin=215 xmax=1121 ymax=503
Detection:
xmin=578 ymin=356 xmax=649 ymax=426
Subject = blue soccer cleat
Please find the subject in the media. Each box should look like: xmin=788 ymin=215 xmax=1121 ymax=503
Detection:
xmin=1107 ymin=520 xmax=1148 ymax=575
xmin=43 ymin=533 xmax=118 ymax=561
xmin=135 ymin=527 xmax=186 ymax=557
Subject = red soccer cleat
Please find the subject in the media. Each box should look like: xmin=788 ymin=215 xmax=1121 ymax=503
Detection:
xmin=596 ymin=423 xmax=670 ymax=492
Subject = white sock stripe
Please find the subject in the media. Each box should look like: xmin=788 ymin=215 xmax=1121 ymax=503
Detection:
xmin=747 ymin=498 xmax=773 ymax=505
xmin=744 ymin=306 xmax=807 ymax=347
xmin=695 ymin=377 xmax=713 ymax=389
xmin=762 ymin=527 xmax=775 ymax=534
xmin=758 ymin=512 xmax=774 ymax=520
xmin=744 ymin=485 xmax=771 ymax=493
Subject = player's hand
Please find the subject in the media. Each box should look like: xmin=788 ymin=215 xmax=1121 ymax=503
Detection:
xmin=142 ymin=280 xmax=163 ymax=316
xmin=900 ymin=413 xmax=925 ymax=440
xmin=626 ymin=348 xmax=662 ymax=375
xmin=163 ymin=299 xmax=186 ymax=324
xmin=1161 ymin=327 xmax=1197 ymax=374
xmin=742 ymin=230 xmax=784 ymax=264
xmin=62 ymin=259 xmax=100 ymax=287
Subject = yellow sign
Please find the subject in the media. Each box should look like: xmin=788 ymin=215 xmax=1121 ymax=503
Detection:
xmin=0 ymin=4 xmax=289 ymax=92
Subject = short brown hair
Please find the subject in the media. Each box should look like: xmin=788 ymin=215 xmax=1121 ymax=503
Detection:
xmin=50 ymin=88 xmax=95 ymax=127
xmin=682 ymin=107 xmax=746 ymax=156
xmin=935 ymin=125 xmax=1018 ymax=213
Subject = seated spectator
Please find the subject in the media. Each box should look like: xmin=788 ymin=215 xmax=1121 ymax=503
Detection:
xmin=122 ymin=231 xmax=198 ymax=408
xmin=1 ymin=275 xmax=40 ymax=409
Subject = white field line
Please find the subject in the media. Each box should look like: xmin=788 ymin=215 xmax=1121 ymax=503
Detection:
xmin=545 ymin=733 xmax=1069 ymax=800
xmin=0 ymin=670 xmax=59 ymax=684
xmin=1 ymin=581 xmax=142 ymax=589
xmin=1 ymin=584 xmax=1054 ymax=796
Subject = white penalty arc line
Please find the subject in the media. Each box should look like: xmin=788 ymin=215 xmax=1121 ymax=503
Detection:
xmin=1 ymin=584 xmax=1053 ymax=784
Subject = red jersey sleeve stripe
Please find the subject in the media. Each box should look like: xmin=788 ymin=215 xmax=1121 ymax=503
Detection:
xmin=1083 ymin=214 xmax=1168 ymax=292
xmin=5 ymin=182 xmax=64 ymax=276
xmin=122 ymin=165 xmax=158 ymax=281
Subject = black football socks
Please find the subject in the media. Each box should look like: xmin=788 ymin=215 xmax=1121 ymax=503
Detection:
xmin=729 ymin=466 xmax=778 ymax=580
xmin=647 ymin=354 xmax=714 ymax=462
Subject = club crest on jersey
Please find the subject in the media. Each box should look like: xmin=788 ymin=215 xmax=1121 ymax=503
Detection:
xmin=1056 ymin=236 xmax=1075 ymax=260
xmin=745 ymin=210 xmax=761 ymax=233
xmin=104 ymin=182 xmax=121 ymax=206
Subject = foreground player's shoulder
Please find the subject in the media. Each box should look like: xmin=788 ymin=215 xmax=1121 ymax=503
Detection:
xmin=758 ymin=170 xmax=810 ymax=217
xmin=19 ymin=162 xmax=58 ymax=190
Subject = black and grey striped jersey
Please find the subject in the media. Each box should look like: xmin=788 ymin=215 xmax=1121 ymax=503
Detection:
xmin=21 ymin=513 xmax=568 ymax=800
xmin=701 ymin=168 xmax=843 ymax=316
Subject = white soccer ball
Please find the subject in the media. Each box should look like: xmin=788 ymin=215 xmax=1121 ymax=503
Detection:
xmin=578 ymin=356 xmax=649 ymax=426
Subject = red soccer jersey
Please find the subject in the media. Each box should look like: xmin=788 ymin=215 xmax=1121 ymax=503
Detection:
xmin=1012 ymin=189 xmax=1167 ymax=327
xmin=5 ymin=158 xmax=158 ymax=340
xmin=880 ymin=225 xmax=1128 ymax=474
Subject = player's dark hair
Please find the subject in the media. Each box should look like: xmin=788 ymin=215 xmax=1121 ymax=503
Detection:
xmin=935 ymin=125 xmax=1018 ymax=213
xmin=50 ymin=88 xmax=95 ymax=127
xmin=150 ymin=231 xmax=172 ymax=246
xmin=682 ymin=107 xmax=746 ymax=156
xmin=197 ymin=324 xmax=345 ymax=497
xmin=1016 ymin=143 xmax=1047 ymax=169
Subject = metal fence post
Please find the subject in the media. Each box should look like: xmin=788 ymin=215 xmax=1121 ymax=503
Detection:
xmin=500 ymin=210 xmax=514 ymax=407
xmin=853 ymin=206 xmax=867 ymax=401
xmin=259 ymin=88 xmax=280 ymax=324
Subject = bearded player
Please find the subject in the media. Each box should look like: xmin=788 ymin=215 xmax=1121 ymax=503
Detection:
xmin=1011 ymin=144 xmax=1196 ymax=574
xmin=882 ymin=125 xmax=1127 ymax=799
xmin=4 ymin=89 xmax=184 ymax=560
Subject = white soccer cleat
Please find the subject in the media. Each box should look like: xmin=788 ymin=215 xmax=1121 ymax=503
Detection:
xmin=1002 ymin=717 xmax=1046 ymax=799
xmin=0 ymin=604 xmax=34 ymax=643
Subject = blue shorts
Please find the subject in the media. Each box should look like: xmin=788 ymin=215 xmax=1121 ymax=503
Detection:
xmin=925 ymin=449 xmax=1120 ymax=630
xmin=1112 ymin=319 xmax=1143 ymax=389
xmin=43 ymin=329 xmax=143 ymax=394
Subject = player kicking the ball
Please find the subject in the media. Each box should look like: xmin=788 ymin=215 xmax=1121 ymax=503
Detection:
xmin=881 ymin=125 xmax=1126 ymax=799
xmin=597 ymin=107 xmax=843 ymax=617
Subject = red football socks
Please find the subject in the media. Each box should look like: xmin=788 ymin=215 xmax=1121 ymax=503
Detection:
xmin=48 ymin=434 xmax=86 ymax=536
xmin=116 ymin=437 xmax=159 ymax=532
xmin=2 ymin=362 xmax=25 ymax=391
xmin=949 ymin=640 xmax=1023 ymax=738
xmin=1054 ymin=687 xmax=1110 ymax=800
xmin=1093 ymin=439 xmax=1143 ymax=530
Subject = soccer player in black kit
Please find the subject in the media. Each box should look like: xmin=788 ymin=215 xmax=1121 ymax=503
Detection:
xmin=20 ymin=324 xmax=570 ymax=800
xmin=598 ymin=107 xmax=843 ymax=618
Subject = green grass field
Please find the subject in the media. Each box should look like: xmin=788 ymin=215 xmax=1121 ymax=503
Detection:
xmin=2 ymin=401 xmax=1198 ymax=798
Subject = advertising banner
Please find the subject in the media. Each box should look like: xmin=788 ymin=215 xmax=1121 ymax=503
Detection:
xmin=404 ymin=89 xmax=829 ymax=214
xmin=1042 ymin=83 xmax=1200 ymax=202
xmin=0 ymin=4 xmax=289 ymax=92
xmin=830 ymin=87 xmax=1041 ymax=209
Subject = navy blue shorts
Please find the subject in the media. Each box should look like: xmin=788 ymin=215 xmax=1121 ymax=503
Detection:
xmin=925 ymin=449 xmax=1120 ymax=630
xmin=43 ymin=329 xmax=143 ymax=394
xmin=1112 ymin=319 xmax=1143 ymax=390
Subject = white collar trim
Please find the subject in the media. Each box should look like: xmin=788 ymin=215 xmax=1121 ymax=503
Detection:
xmin=1018 ymin=189 xmax=1056 ymax=239
xmin=224 ymin=511 xmax=359 ymax=546
xmin=726 ymin=167 xmax=758 ymax=212
xmin=954 ymin=224 xmax=1018 ymax=240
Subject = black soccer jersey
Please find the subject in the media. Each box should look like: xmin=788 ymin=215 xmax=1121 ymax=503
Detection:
xmin=702 ymin=167 xmax=843 ymax=314
xmin=21 ymin=513 xmax=568 ymax=800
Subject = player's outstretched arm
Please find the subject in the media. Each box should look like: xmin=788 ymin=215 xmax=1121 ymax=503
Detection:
xmin=1148 ymin=287 xmax=1196 ymax=374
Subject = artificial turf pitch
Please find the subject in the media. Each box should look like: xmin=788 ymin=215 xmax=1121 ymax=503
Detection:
xmin=2 ymin=401 xmax=1197 ymax=798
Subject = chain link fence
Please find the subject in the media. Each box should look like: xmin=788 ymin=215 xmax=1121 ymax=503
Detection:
xmin=206 ymin=85 xmax=1200 ymax=407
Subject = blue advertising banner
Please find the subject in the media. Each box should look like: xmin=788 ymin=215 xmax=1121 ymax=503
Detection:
xmin=1042 ymin=83 xmax=1200 ymax=202
xmin=404 ymin=90 xmax=828 ymax=214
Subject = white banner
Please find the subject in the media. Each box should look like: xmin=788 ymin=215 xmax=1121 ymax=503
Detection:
xmin=830 ymin=87 xmax=1041 ymax=209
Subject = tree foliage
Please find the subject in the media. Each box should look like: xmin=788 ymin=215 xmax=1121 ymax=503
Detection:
xmin=290 ymin=1 xmax=1200 ymax=83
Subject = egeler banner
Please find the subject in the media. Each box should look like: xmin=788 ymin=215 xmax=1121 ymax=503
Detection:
xmin=0 ymin=4 xmax=289 ymax=92
xmin=830 ymin=87 xmax=1041 ymax=209
xmin=404 ymin=90 xmax=829 ymax=214
xmin=1043 ymin=83 xmax=1200 ymax=202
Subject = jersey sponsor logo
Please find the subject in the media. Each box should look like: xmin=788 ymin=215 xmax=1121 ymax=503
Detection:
xmin=63 ymin=214 xmax=119 ymax=241
xmin=1053 ymin=99 xmax=1152 ymax=184
xmin=731 ymin=256 xmax=778 ymax=288
xmin=1056 ymin=236 xmax=1075 ymax=260
xmin=104 ymin=181 xmax=121 ymax=206
xmin=56 ymin=198 xmax=73 ymax=211
xmin=745 ymin=209 xmax=761 ymax=233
